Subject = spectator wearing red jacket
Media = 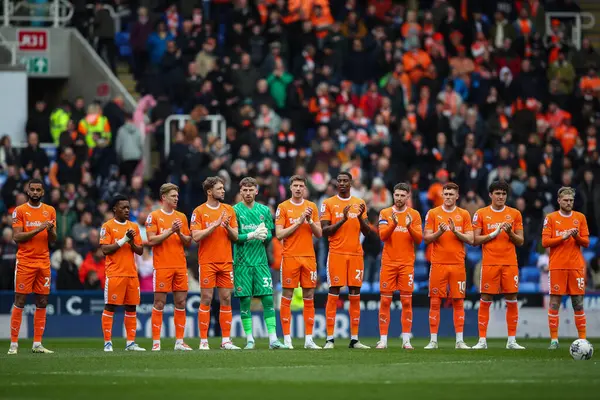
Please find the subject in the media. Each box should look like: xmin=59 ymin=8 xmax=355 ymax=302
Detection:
xmin=79 ymin=247 xmax=106 ymax=289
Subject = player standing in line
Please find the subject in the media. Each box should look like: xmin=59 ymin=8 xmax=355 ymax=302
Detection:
xmin=233 ymin=177 xmax=287 ymax=350
xmin=376 ymin=183 xmax=422 ymax=350
xmin=276 ymin=175 xmax=323 ymax=350
xmin=100 ymin=194 xmax=145 ymax=352
xmin=191 ymin=176 xmax=240 ymax=350
xmin=8 ymin=179 xmax=56 ymax=355
xmin=423 ymin=182 xmax=473 ymax=349
xmin=146 ymin=183 xmax=193 ymax=351
xmin=320 ymin=172 xmax=372 ymax=349
xmin=472 ymin=181 xmax=526 ymax=350
xmin=542 ymin=187 xmax=590 ymax=350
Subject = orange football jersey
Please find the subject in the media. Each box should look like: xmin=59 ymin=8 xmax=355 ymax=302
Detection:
xmin=190 ymin=202 xmax=237 ymax=264
xmin=542 ymin=211 xmax=589 ymax=270
xmin=378 ymin=206 xmax=423 ymax=265
xmin=145 ymin=209 xmax=189 ymax=269
xmin=473 ymin=206 xmax=523 ymax=266
xmin=424 ymin=206 xmax=472 ymax=265
xmin=275 ymin=199 xmax=318 ymax=257
xmin=320 ymin=195 xmax=366 ymax=255
xmin=12 ymin=202 xmax=56 ymax=268
xmin=100 ymin=219 xmax=142 ymax=277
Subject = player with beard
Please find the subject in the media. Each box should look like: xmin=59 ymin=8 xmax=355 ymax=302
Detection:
xmin=190 ymin=176 xmax=240 ymax=350
xmin=320 ymin=172 xmax=372 ymax=349
xmin=9 ymin=179 xmax=56 ymax=355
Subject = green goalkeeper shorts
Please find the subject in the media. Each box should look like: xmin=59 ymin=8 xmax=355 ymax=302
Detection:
xmin=233 ymin=264 xmax=273 ymax=297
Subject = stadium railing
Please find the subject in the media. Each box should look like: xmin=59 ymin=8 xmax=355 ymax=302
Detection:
xmin=2 ymin=0 xmax=74 ymax=27
xmin=164 ymin=114 xmax=227 ymax=157
xmin=0 ymin=31 xmax=16 ymax=64
xmin=545 ymin=11 xmax=596 ymax=50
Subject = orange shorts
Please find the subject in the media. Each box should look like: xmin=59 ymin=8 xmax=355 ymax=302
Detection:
xmin=15 ymin=263 xmax=50 ymax=295
xmin=281 ymin=256 xmax=317 ymax=289
xmin=200 ymin=262 xmax=233 ymax=289
xmin=326 ymin=253 xmax=364 ymax=288
xmin=549 ymin=269 xmax=586 ymax=296
xmin=153 ymin=269 xmax=189 ymax=293
xmin=429 ymin=264 xmax=466 ymax=298
xmin=480 ymin=265 xmax=519 ymax=294
xmin=104 ymin=276 xmax=140 ymax=305
xmin=380 ymin=264 xmax=414 ymax=293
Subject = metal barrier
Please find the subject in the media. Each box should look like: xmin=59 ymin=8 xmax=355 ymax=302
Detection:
xmin=546 ymin=12 xmax=595 ymax=50
xmin=164 ymin=114 xmax=226 ymax=157
xmin=2 ymin=0 xmax=74 ymax=27
xmin=85 ymin=3 xmax=131 ymax=34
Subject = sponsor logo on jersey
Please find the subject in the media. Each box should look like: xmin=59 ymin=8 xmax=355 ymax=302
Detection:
xmin=25 ymin=221 xmax=43 ymax=227
xmin=394 ymin=226 xmax=409 ymax=233
xmin=335 ymin=212 xmax=360 ymax=219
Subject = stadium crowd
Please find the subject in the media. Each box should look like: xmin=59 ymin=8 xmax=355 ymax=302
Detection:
xmin=1 ymin=0 xmax=600 ymax=293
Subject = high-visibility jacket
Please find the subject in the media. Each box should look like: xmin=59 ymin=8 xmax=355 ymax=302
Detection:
xmin=78 ymin=115 xmax=111 ymax=148
xmin=50 ymin=108 xmax=71 ymax=145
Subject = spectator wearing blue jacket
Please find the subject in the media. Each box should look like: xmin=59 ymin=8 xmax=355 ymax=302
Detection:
xmin=147 ymin=21 xmax=174 ymax=66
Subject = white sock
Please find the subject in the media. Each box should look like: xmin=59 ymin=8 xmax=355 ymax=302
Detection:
xmin=401 ymin=333 xmax=411 ymax=343
xmin=380 ymin=335 xmax=388 ymax=342
xmin=126 ymin=340 xmax=134 ymax=346
xmin=33 ymin=341 xmax=41 ymax=347
xmin=153 ymin=340 xmax=160 ymax=345
xmin=269 ymin=333 xmax=278 ymax=343
xmin=305 ymin=334 xmax=313 ymax=343
xmin=201 ymin=339 xmax=208 ymax=344
xmin=456 ymin=332 xmax=464 ymax=342
xmin=479 ymin=337 xmax=487 ymax=342
xmin=10 ymin=341 xmax=18 ymax=346
xmin=508 ymin=336 xmax=516 ymax=343
xmin=246 ymin=334 xmax=255 ymax=343
xmin=284 ymin=334 xmax=291 ymax=342
xmin=175 ymin=339 xmax=183 ymax=345
xmin=351 ymin=335 xmax=358 ymax=341
xmin=222 ymin=337 xmax=230 ymax=344
xmin=326 ymin=335 xmax=334 ymax=341
xmin=431 ymin=334 xmax=438 ymax=342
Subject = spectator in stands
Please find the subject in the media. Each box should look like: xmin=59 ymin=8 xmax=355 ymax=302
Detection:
xmin=0 ymin=135 xmax=17 ymax=172
xmin=136 ymin=246 xmax=153 ymax=292
xmin=578 ymin=169 xmax=600 ymax=236
xmin=59 ymin=120 xmax=88 ymax=161
xmin=20 ymin=132 xmax=49 ymax=178
xmin=79 ymin=246 xmax=105 ymax=289
xmin=364 ymin=177 xmax=392 ymax=212
xmin=49 ymin=146 xmax=83 ymax=189
xmin=28 ymin=100 xmax=53 ymax=144
xmin=72 ymin=211 xmax=94 ymax=252
xmin=232 ymin=53 xmax=261 ymax=100
xmin=115 ymin=113 xmax=143 ymax=184
xmin=53 ymin=236 xmax=83 ymax=290
xmin=147 ymin=20 xmax=174 ymax=67
xmin=93 ymin=1 xmax=117 ymax=73
xmin=78 ymin=104 xmax=112 ymax=149
xmin=56 ymin=197 xmax=77 ymax=244
xmin=537 ymin=249 xmax=550 ymax=293
xmin=0 ymin=226 xmax=16 ymax=290
xmin=194 ymin=37 xmax=216 ymax=78
xmin=129 ymin=6 xmax=153 ymax=80
xmin=547 ymin=50 xmax=576 ymax=96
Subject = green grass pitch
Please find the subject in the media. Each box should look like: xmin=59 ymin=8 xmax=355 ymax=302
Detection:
xmin=0 ymin=338 xmax=598 ymax=400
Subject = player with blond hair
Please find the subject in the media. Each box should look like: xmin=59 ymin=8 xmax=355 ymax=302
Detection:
xmin=276 ymin=175 xmax=323 ymax=349
xmin=542 ymin=186 xmax=590 ymax=350
xmin=146 ymin=183 xmax=193 ymax=351
xmin=191 ymin=176 xmax=240 ymax=350
xmin=423 ymin=182 xmax=473 ymax=350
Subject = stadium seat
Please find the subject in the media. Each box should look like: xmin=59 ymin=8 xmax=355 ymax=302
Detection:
xmin=414 ymin=265 xmax=428 ymax=281
xmin=583 ymin=251 xmax=595 ymax=263
xmin=590 ymin=236 xmax=599 ymax=248
xmin=361 ymin=282 xmax=372 ymax=293
xmin=528 ymin=251 xmax=540 ymax=266
xmin=466 ymin=250 xmax=481 ymax=265
xmin=519 ymin=282 xmax=539 ymax=293
xmin=115 ymin=32 xmax=131 ymax=58
xmin=419 ymin=192 xmax=429 ymax=208
xmin=520 ymin=266 xmax=540 ymax=283
xmin=50 ymin=269 xmax=57 ymax=292
xmin=415 ymin=250 xmax=426 ymax=262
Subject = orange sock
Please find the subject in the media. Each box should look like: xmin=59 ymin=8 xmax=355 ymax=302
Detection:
xmin=151 ymin=307 xmax=163 ymax=341
xmin=453 ymin=299 xmax=465 ymax=335
xmin=349 ymin=294 xmax=360 ymax=338
xmin=303 ymin=298 xmax=315 ymax=336
xmin=174 ymin=308 xmax=186 ymax=340
xmin=124 ymin=311 xmax=137 ymax=342
xmin=400 ymin=294 xmax=413 ymax=335
xmin=429 ymin=297 xmax=441 ymax=335
xmin=548 ymin=308 xmax=559 ymax=340
xmin=379 ymin=294 xmax=392 ymax=336
xmin=33 ymin=308 xmax=47 ymax=343
xmin=198 ymin=304 xmax=210 ymax=340
xmin=101 ymin=310 xmax=113 ymax=342
xmin=219 ymin=306 xmax=232 ymax=339
xmin=506 ymin=300 xmax=518 ymax=337
xmin=478 ymin=299 xmax=491 ymax=338
xmin=10 ymin=306 xmax=23 ymax=343
xmin=280 ymin=296 xmax=292 ymax=336
xmin=325 ymin=293 xmax=338 ymax=338
xmin=574 ymin=310 xmax=586 ymax=339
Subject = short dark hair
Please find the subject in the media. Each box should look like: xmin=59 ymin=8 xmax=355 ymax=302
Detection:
xmin=289 ymin=175 xmax=307 ymax=185
xmin=203 ymin=176 xmax=224 ymax=194
xmin=489 ymin=180 xmax=510 ymax=194
xmin=442 ymin=182 xmax=459 ymax=192
xmin=239 ymin=177 xmax=258 ymax=188
xmin=393 ymin=182 xmax=411 ymax=193
xmin=27 ymin=178 xmax=44 ymax=188
xmin=111 ymin=194 xmax=129 ymax=209
xmin=338 ymin=171 xmax=353 ymax=180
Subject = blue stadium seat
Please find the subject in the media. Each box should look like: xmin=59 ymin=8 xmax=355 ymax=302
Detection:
xmin=583 ymin=251 xmax=595 ymax=263
xmin=466 ymin=250 xmax=481 ymax=265
xmin=50 ymin=269 xmax=57 ymax=292
xmin=419 ymin=191 xmax=429 ymax=208
xmin=590 ymin=236 xmax=599 ymax=248
xmin=115 ymin=32 xmax=131 ymax=58
xmin=519 ymin=282 xmax=539 ymax=293
xmin=415 ymin=250 xmax=426 ymax=262
xmin=528 ymin=251 xmax=540 ymax=265
xmin=414 ymin=265 xmax=428 ymax=281
xmin=361 ymin=282 xmax=372 ymax=293
xmin=520 ymin=266 xmax=540 ymax=283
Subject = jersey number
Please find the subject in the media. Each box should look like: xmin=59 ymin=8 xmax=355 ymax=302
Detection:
xmin=457 ymin=281 xmax=466 ymax=294
xmin=263 ymin=277 xmax=273 ymax=288
xmin=577 ymin=278 xmax=585 ymax=290
xmin=310 ymin=271 xmax=317 ymax=282
xmin=408 ymin=274 xmax=414 ymax=287
xmin=44 ymin=277 xmax=50 ymax=287
xmin=355 ymin=269 xmax=363 ymax=282
xmin=514 ymin=275 xmax=519 ymax=288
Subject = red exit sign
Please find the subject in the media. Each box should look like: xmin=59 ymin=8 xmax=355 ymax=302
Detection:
xmin=17 ymin=29 xmax=48 ymax=51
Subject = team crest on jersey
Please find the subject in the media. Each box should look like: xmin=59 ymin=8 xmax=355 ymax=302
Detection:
xmin=237 ymin=286 xmax=243 ymax=292
xmin=285 ymin=278 xmax=291 ymax=284
xmin=42 ymin=210 xmax=49 ymax=217
xmin=18 ymin=283 xmax=24 ymax=290
xmin=484 ymin=283 xmax=490 ymax=290
xmin=111 ymin=294 xmax=117 ymax=300
xmin=505 ymin=215 xmax=512 ymax=221
xmin=260 ymin=214 xmax=264 ymax=221
xmin=159 ymin=282 xmax=165 ymax=288
xmin=334 ymin=277 xmax=340 ymax=283
xmin=432 ymin=288 xmax=439 ymax=295
xmin=553 ymin=284 xmax=560 ymax=292
xmin=382 ymin=282 xmax=388 ymax=289
xmin=574 ymin=219 xmax=579 ymax=225
xmin=455 ymin=215 xmax=462 ymax=221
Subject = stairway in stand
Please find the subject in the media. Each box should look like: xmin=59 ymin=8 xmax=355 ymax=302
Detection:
xmin=116 ymin=62 xmax=139 ymax=101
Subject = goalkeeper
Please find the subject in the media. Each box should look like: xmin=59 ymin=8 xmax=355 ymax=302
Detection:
xmin=233 ymin=177 xmax=287 ymax=349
